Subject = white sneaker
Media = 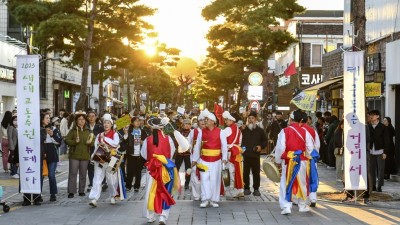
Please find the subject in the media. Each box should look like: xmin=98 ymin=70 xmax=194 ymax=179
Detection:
xmin=200 ymin=200 xmax=209 ymax=208
xmin=147 ymin=217 xmax=156 ymax=223
xmin=12 ymin=174 xmax=19 ymax=179
xmin=110 ymin=197 xmax=116 ymax=205
xmin=299 ymin=205 xmax=310 ymax=212
xmin=281 ymin=207 xmax=291 ymax=215
xmin=193 ymin=197 xmax=200 ymax=201
xmin=210 ymin=201 xmax=219 ymax=208
xmin=89 ymin=199 xmax=97 ymax=207
xmin=159 ymin=215 xmax=166 ymax=225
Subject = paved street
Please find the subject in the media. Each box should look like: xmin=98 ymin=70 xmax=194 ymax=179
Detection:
xmin=1 ymin=156 xmax=400 ymax=224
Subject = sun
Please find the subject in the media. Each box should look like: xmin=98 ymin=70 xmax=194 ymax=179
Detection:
xmin=144 ymin=45 xmax=157 ymax=56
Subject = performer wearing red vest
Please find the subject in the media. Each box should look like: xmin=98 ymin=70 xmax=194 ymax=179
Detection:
xmin=222 ymin=111 xmax=244 ymax=198
xmin=275 ymin=110 xmax=314 ymax=215
xmin=301 ymin=112 xmax=320 ymax=207
xmin=189 ymin=112 xmax=206 ymax=201
xmin=141 ymin=117 xmax=177 ymax=225
xmin=89 ymin=114 xmax=120 ymax=207
xmin=192 ymin=109 xmax=228 ymax=208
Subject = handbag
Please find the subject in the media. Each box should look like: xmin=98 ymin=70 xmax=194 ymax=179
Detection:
xmin=43 ymin=160 xmax=48 ymax=177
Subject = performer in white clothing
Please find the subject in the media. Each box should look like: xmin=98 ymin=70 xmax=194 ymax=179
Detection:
xmin=89 ymin=114 xmax=121 ymax=207
xmin=192 ymin=109 xmax=228 ymax=208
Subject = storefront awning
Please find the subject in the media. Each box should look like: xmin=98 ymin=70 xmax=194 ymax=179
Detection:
xmin=303 ymin=76 xmax=343 ymax=91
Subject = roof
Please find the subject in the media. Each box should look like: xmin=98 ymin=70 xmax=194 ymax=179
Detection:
xmin=295 ymin=10 xmax=344 ymax=18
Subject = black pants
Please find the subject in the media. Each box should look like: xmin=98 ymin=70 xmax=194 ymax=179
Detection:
xmin=243 ymin=157 xmax=260 ymax=190
xmin=369 ymin=154 xmax=385 ymax=190
xmin=328 ymin=141 xmax=336 ymax=167
xmin=175 ymin=154 xmax=191 ymax=187
xmin=125 ymin=155 xmax=144 ymax=190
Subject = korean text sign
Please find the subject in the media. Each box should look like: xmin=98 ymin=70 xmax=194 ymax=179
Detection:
xmin=16 ymin=55 xmax=41 ymax=194
xmin=343 ymin=52 xmax=367 ymax=190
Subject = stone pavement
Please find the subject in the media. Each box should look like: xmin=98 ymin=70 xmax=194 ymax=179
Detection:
xmin=0 ymin=155 xmax=400 ymax=224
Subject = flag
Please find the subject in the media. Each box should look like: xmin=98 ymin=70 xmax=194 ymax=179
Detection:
xmin=214 ymin=103 xmax=224 ymax=126
xmin=290 ymin=90 xmax=318 ymax=111
xmin=284 ymin=61 xmax=297 ymax=77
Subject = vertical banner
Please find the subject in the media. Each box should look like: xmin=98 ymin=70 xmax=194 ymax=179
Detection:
xmin=343 ymin=51 xmax=367 ymax=190
xmin=16 ymin=55 xmax=41 ymax=194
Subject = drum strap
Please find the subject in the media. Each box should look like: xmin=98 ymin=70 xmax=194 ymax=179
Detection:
xmin=228 ymin=126 xmax=240 ymax=149
xmin=289 ymin=126 xmax=305 ymax=143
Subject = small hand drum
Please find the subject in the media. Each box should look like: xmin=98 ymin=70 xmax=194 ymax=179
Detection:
xmin=222 ymin=169 xmax=230 ymax=187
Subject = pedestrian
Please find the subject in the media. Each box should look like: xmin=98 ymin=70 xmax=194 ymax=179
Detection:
xmin=192 ymin=109 xmax=228 ymax=208
xmin=222 ymin=111 xmax=244 ymax=198
xmin=268 ymin=111 xmax=286 ymax=147
xmin=324 ymin=115 xmax=339 ymax=169
xmin=1 ymin=111 xmax=12 ymax=173
xmin=86 ymin=110 xmax=104 ymax=192
xmin=175 ymin=118 xmax=192 ymax=190
xmin=301 ymin=112 xmax=320 ymax=207
xmin=275 ymin=109 xmax=314 ymax=215
xmin=124 ymin=116 xmax=147 ymax=192
xmin=368 ymin=110 xmax=390 ymax=192
xmin=43 ymin=116 xmax=62 ymax=201
xmin=383 ymin=117 xmax=396 ymax=178
xmin=242 ymin=110 xmax=267 ymax=197
xmin=141 ymin=116 xmax=179 ymax=225
xmin=7 ymin=115 xmax=19 ymax=179
xmin=89 ymin=113 xmax=121 ymax=207
xmin=65 ymin=111 xmax=94 ymax=198
xmin=59 ymin=111 xmax=70 ymax=155
xmin=333 ymin=119 xmax=344 ymax=182
xmin=316 ymin=117 xmax=327 ymax=164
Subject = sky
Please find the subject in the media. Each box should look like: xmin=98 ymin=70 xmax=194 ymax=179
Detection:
xmin=141 ymin=0 xmax=344 ymax=63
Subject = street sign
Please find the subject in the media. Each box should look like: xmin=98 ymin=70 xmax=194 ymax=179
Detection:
xmin=248 ymin=72 xmax=263 ymax=86
xmin=247 ymin=85 xmax=263 ymax=100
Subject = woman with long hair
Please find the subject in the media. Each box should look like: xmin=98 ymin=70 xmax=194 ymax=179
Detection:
xmin=383 ymin=117 xmax=396 ymax=178
xmin=1 ymin=111 xmax=12 ymax=173
xmin=7 ymin=116 xmax=19 ymax=178
xmin=43 ymin=115 xmax=62 ymax=201
xmin=65 ymin=111 xmax=94 ymax=198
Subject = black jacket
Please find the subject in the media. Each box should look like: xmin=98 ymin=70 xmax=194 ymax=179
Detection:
xmin=44 ymin=127 xmax=63 ymax=163
xmin=119 ymin=126 xmax=148 ymax=155
xmin=242 ymin=125 xmax=267 ymax=159
xmin=369 ymin=122 xmax=390 ymax=154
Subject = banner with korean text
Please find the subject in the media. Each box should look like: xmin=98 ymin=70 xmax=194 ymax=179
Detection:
xmin=343 ymin=51 xmax=367 ymax=190
xmin=16 ymin=55 xmax=41 ymax=194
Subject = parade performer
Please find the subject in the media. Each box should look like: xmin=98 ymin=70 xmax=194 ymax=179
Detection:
xmin=89 ymin=114 xmax=123 ymax=207
xmin=141 ymin=117 xmax=179 ymax=225
xmin=301 ymin=112 xmax=320 ymax=207
xmin=222 ymin=111 xmax=244 ymax=198
xmin=275 ymin=110 xmax=314 ymax=215
xmin=189 ymin=112 xmax=207 ymax=200
xmin=192 ymin=109 xmax=228 ymax=208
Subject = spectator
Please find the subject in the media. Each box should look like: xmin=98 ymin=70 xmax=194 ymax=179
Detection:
xmin=58 ymin=109 xmax=66 ymax=121
xmin=124 ymin=117 xmax=148 ymax=192
xmin=383 ymin=116 xmax=396 ymax=178
xmin=368 ymin=110 xmax=390 ymax=192
xmin=65 ymin=111 xmax=95 ymax=198
xmin=1 ymin=111 xmax=12 ymax=173
xmin=43 ymin=116 xmax=62 ymax=201
xmin=59 ymin=112 xmax=70 ymax=155
xmin=324 ymin=115 xmax=339 ymax=169
xmin=242 ymin=111 xmax=267 ymax=196
xmin=267 ymin=111 xmax=287 ymax=146
xmin=7 ymin=115 xmax=19 ymax=178
xmin=333 ymin=119 xmax=344 ymax=181
xmin=316 ymin=117 xmax=327 ymax=165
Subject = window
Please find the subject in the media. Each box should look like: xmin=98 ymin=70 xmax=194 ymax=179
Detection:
xmin=311 ymin=44 xmax=322 ymax=66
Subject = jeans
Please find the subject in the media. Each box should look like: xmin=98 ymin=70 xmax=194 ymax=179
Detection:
xmin=59 ymin=139 xmax=67 ymax=155
xmin=47 ymin=161 xmax=58 ymax=195
xmin=10 ymin=163 xmax=18 ymax=176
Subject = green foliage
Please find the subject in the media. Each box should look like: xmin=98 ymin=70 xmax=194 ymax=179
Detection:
xmin=199 ymin=0 xmax=305 ymax=105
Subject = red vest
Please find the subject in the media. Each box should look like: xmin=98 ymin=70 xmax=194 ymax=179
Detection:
xmin=100 ymin=130 xmax=116 ymax=147
xmin=201 ymin=127 xmax=222 ymax=162
xmin=282 ymin=123 xmax=307 ymax=161
xmin=302 ymin=124 xmax=316 ymax=142
xmin=146 ymin=130 xmax=171 ymax=160
xmin=226 ymin=124 xmax=241 ymax=146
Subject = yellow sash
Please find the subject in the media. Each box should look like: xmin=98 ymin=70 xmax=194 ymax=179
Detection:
xmin=201 ymin=149 xmax=221 ymax=156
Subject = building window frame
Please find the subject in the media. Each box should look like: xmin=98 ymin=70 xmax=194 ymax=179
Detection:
xmin=310 ymin=43 xmax=323 ymax=67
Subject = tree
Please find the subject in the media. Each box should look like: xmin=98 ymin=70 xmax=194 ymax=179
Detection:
xmin=201 ymin=0 xmax=305 ymax=110
xmin=8 ymin=0 xmax=155 ymax=110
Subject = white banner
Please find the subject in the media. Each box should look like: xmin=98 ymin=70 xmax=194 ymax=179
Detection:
xmin=343 ymin=51 xmax=367 ymax=190
xmin=16 ymin=55 xmax=42 ymax=194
